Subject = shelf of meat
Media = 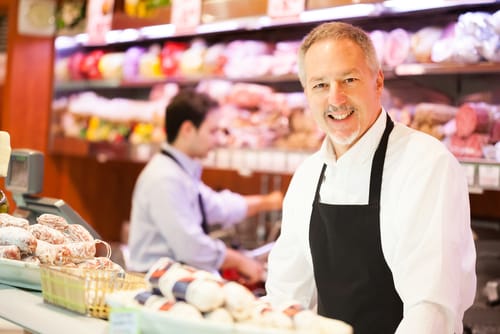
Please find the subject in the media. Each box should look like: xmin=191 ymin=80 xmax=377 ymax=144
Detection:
xmin=49 ymin=1 xmax=500 ymax=191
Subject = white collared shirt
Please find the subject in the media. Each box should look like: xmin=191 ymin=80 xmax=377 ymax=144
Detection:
xmin=265 ymin=111 xmax=477 ymax=334
xmin=128 ymin=143 xmax=247 ymax=273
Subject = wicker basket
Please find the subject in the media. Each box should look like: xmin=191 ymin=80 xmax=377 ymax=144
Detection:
xmin=39 ymin=265 xmax=146 ymax=319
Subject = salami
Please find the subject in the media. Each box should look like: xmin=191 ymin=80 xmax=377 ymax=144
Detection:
xmin=28 ymin=224 xmax=66 ymax=244
xmin=455 ymin=103 xmax=493 ymax=138
xmin=0 ymin=226 xmax=37 ymax=254
xmin=0 ymin=245 xmax=21 ymax=260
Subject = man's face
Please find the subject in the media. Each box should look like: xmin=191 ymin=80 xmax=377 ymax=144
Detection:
xmin=189 ymin=110 xmax=220 ymax=159
xmin=303 ymin=38 xmax=384 ymax=157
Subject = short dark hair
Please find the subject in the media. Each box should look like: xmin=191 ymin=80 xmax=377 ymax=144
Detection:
xmin=165 ymin=88 xmax=219 ymax=143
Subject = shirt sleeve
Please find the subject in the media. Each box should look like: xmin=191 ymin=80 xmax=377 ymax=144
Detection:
xmin=265 ymin=158 xmax=319 ymax=309
xmin=149 ymin=174 xmax=227 ymax=272
xmin=389 ymin=148 xmax=476 ymax=334
xmin=199 ymin=182 xmax=247 ymax=228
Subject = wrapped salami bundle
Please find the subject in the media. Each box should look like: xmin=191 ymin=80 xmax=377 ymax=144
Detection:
xmin=0 ymin=245 xmax=21 ymax=260
xmin=63 ymin=223 xmax=94 ymax=242
xmin=0 ymin=213 xmax=29 ymax=229
xmin=0 ymin=226 xmax=37 ymax=253
xmin=35 ymin=240 xmax=71 ymax=265
xmin=134 ymin=290 xmax=203 ymax=319
xmin=37 ymin=213 xmax=69 ymax=231
xmin=28 ymin=224 xmax=66 ymax=244
xmin=204 ymin=308 xmax=234 ymax=324
xmin=222 ymin=281 xmax=256 ymax=321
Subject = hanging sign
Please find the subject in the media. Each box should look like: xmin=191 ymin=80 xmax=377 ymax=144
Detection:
xmin=171 ymin=0 xmax=201 ymax=33
xmin=267 ymin=0 xmax=305 ymax=18
xmin=86 ymin=0 xmax=115 ymax=45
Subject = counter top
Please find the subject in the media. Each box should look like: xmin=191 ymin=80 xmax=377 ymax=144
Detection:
xmin=0 ymin=284 xmax=108 ymax=334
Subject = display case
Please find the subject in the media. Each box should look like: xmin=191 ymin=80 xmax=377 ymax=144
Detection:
xmin=49 ymin=0 xmax=500 ymax=192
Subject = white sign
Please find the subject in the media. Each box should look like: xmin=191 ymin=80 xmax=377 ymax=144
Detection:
xmin=171 ymin=0 xmax=201 ymax=33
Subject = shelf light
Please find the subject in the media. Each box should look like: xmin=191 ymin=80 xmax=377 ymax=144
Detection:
xmin=383 ymin=0 xmax=496 ymax=13
xmin=139 ymin=24 xmax=176 ymax=39
xmin=300 ymin=3 xmax=381 ymax=23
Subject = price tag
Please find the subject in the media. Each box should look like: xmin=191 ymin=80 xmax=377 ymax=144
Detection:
xmin=171 ymin=0 xmax=201 ymax=33
xmin=215 ymin=148 xmax=231 ymax=169
xmin=462 ymin=164 xmax=476 ymax=187
xmin=258 ymin=150 xmax=274 ymax=172
xmin=287 ymin=152 xmax=306 ymax=173
xmin=86 ymin=0 xmax=115 ymax=45
xmin=245 ymin=150 xmax=259 ymax=171
xmin=267 ymin=0 xmax=305 ymax=18
xmin=231 ymin=149 xmax=246 ymax=170
xmin=478 ymin=165 xmax=500 ymax=188
xmin=271 ymin=150 xmax=288 ymax=172
xmin=108 ymin=308 xmax=140 ymax=334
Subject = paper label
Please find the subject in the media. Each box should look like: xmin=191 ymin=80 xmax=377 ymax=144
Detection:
xmin=171 ymin=0 xmax=201 ymax=32
xmin=478 ymin=165 xmax=500 ymax=188
xmin=108 ymin=308 xmax=140 ymax=334
xmin=267 ymin=0 xmax=305 ymax=18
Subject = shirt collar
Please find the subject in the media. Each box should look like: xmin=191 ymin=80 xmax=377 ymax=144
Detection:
xmin=161 ymin=142 xmax=203 ymax=180
xmin=320 ymin=109 xmax=387 ymax=165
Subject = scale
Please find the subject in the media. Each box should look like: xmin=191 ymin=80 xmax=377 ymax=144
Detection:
xmin=5 ymin=148 xmax=101 ymax=239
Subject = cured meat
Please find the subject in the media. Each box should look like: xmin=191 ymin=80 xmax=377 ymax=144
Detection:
xmin=410 ymin=27 xmax=443 ymax=63
xmin=448 ymin=133 xmax=490 ymax=158
xmin=63 ymin=224 xmax=94 ymax=243
xmin=384 ymin=28 xmax=411 ymax=67
xmin=0 ymin=213 xmax=29 ymax=229
xmin=37 ymin=213 xmax=69 ymax=231
xmin=64 ymin=241 xmax=97 ymax=263
xmin=28 ymin=224 xmax=66 ymax=244
xmin=0 ymin=226 xmax=37 ymax=254
xmin=456 ymin=103 xmax=493 ymax=138
xmin=369 ymin=30 xmax=388 ymax=65
xmin=0 ymin=245 xmax=21 ymax=260
xmin=34 ymin=240 xmax=71 ymax=265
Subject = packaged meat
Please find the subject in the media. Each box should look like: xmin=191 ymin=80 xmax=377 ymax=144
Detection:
xmin=35 ymin=239 xmax=71 ymax=265
xmin=222 ymin=281 xmax=256 ymax=321
xmin=64 ymin=223 xmax=94 ymax=243
xmin=37 ymin=213 xmax=69 ymax=231
xmin=0 ymin=226 xmax=37 ymax=254
xmin=0 ymin=213 xmax=29 ymax=229
xmin=456 ymin=102 xmax=494 ymax=138
xmin=0 ymin=245 xmax=21 ymax=260
xmin=384 ymin=28 xmax=411 ymax=68
xmin=28 ymin=224 xmax=66 ymax=244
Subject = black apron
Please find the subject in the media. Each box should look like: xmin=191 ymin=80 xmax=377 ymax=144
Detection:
xmin=309 ymin=116 xmax=403 ymax=334
xmin=161 ymin=149 xmax=208 ymax=234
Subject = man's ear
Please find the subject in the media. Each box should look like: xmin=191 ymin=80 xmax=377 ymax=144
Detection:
xmin=179 ymin=120 xmax=195 ymax=137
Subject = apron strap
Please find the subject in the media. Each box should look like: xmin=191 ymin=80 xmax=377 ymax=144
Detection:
xmin=160 ymin=149 xmax=209 ymax=234
xmin=369 ymin=115 xmax=394 ymax=205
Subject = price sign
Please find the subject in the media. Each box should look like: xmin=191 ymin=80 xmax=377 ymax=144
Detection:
xmin=171 ymin=0 xmax=201 ymax=33
xmin=478 ymin=165 xmax=500 ymax=188
xmin=267 ymin=0 xmax=305 ymax=18
xmin=86 ymin=0 xmax=115 ymax=45
xmin=108 ymin=308 xmax=140 ymax=334
xmin=461 ymin=164 xmax=476 ymax=187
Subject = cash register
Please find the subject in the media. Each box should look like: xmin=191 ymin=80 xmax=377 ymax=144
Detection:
xmin=5 ymin=148 xmax=101 ymax=239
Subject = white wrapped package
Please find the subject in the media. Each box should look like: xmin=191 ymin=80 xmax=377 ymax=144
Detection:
xmin=222 ymin=281 xmax=256 ymax=321
xmin=0 ymin=131 xmax=11 ymax=177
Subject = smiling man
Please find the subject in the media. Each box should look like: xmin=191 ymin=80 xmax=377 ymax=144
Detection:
xmin=265 ymin=22 xmax=476 ymax=334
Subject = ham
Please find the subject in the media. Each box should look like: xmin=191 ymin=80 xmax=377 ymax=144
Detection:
xmin=384 ymin=28 xmax=411 ymax=67
xmin=455 ymin=103 xmax=493 ymax=138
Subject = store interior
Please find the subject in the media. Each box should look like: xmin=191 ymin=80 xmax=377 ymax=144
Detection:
xmin=0 ymin=0 xmax=499 ymax=333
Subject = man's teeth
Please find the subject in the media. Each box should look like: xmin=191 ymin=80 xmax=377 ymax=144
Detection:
xmin=329 ymin=110 xmax=353 ymax=120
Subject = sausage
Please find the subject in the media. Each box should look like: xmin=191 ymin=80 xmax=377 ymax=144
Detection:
xmin=0 ymin=226 xmax=37 ymax=254
xmin=0 ymin=245 xmax=21 ymax=260
xmin=0 ymin=213 xmax=29 ymax=229
xmin=28 ymin=224 xmax=66 ymax=244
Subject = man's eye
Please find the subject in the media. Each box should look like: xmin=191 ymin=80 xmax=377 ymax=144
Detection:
xmin=344 ymin=78 xmax=357 ymax=84
xmin=312 ymin=83 xmax=328 ymax=89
